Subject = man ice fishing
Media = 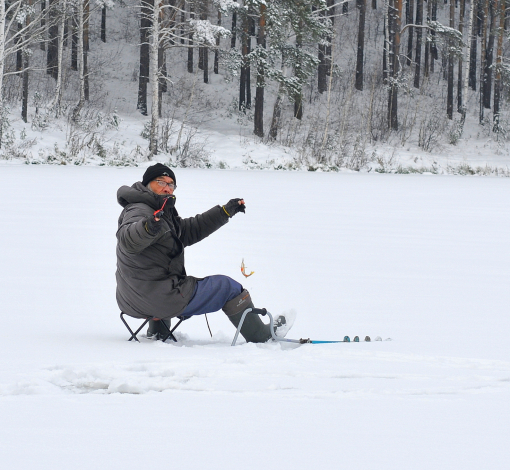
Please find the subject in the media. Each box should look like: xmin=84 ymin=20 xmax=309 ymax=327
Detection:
xmin=116 ymin=163 xmax=291 ymax=343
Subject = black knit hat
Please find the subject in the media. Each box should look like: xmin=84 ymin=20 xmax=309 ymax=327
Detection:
xmin=142 ymin=163 xmax=176 ymax=187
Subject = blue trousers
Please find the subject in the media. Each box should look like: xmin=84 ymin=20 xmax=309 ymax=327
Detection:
xmin=180 ymin=275 xmax=243 ymax=317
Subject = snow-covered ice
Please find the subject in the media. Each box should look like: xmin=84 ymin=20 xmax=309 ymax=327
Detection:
xmin=0 ymin=165 xmax=509 ymax=469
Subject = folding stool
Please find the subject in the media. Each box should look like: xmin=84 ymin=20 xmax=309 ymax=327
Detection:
xmin=120 ymin=312 xmax=190 ymax=343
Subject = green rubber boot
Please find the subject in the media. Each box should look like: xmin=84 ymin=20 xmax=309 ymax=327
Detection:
xmin=222 ymin=290 xmax=271 ymax=343
xmin=147 ymin=318 xmax=171 ymax=340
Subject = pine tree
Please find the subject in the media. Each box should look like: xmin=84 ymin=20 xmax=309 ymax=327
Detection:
xmin=493 ymin=0 xmax=504 ymax=130
xmin=294 ymin=17 xmax=304 ymax=120
xmin=431 ymin=0 xmax=438 ymax=72
xmin=383 ymin=12 xmax=387 ymax=80
xmin=254 ymin=2 xmax=265 ymax=137
xmin=101 ymin=4 xmax=106 ymax=42
xmin=317 ymin=2 xmax=328 ymax=93
xmin=447 ymin=0 xmax=454 ymax=119
xmin=355 ymin=0 xmax=366 ymax=90
xmin=188 ymin=1 xmax=194 ymax=72
xmin=413 ymin=0 xmax=423 ymax=88
xmin=483 ymin=0 xmax=495 ymax=110
xmin=406 ymin=0 xmax=413 ymax=66
xmin=469 ymin=0 xmax=478 ymax=90
xmin=388 ymin=0 xmax=402 ymax=129
xmin=72 ymin=5 xmax=78 ymax=70
xmin=40 ymin=0 xmax=46 ymax=50
xmin=47 ymin=0 xmax=59 ymax=78
xmin=479 ymin=0 xmax=488 ymax=119
xmin=457 ymin=0 xmax=465 ymax=113
xmin=325 ymin=0 xmax=334 ymax=75
xmin=244 ymin=0 xmax=332 ymax=139
xmin=424 ymin=0 xmax=432 ymax=77
xmin=200 ymin=0 xmax=209 ymax=83
xmin=231 ymin=9 xmax=236 ymax=47
xmin=239 ymin=5 xmax=250 ymax=110
xmin=138 ymin=0 xmax=153 ymax=115
xmin=214 ymin=8 xmax=221 ymax=73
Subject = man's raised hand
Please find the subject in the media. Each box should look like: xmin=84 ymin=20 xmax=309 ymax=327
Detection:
xmin=222 ymin=198 xmax=246 ymax=218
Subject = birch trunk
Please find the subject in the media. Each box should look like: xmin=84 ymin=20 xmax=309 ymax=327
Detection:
xmin=21 ymin=1 xmax=32 ymax=123
xmin=72 ymin=0 xmax=85 ymax=121
xmin=52 ymin=0 xmax=67 ymax=114
xmin=83 ymin=0 xmax=89 ymax=100
xmin=462 ymin=0 xmax=475 ymax=121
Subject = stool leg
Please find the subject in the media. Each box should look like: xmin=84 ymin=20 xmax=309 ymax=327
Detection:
xmin=160 ymin=318 xmax=179 ymax=342
xmin=120 ymin=313 xmax=151 ymax=342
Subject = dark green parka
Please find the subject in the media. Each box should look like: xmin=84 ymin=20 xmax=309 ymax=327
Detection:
xmin=116 ymin=182 xmax=229 ymax=319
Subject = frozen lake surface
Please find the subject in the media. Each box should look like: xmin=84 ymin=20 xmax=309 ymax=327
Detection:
xmin=0 ymin=165 xmax=509 ymax=469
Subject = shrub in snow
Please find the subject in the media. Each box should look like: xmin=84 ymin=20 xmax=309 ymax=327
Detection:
xmin=172 ymin=126 xmax=213 ymax=169
xmin=0 ymin=103 xmax=15 ymax=151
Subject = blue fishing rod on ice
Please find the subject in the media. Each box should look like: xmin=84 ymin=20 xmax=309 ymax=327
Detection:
xmin=231 ymin=308 xmax=378 ymax=346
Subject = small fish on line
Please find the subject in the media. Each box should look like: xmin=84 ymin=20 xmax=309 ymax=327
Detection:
xmin=241 ymin=259 xmax=254 ymax=278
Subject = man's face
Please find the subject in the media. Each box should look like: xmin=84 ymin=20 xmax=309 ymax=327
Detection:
xmin=149 ymin=175 xmax=175 ymax=195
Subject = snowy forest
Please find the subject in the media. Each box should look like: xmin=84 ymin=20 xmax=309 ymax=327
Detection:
xmin=1 ymin=0 xmax=510 ymax=173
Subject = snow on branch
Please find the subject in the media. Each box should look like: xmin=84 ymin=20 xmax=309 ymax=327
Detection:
xmin=189 ymin=20 xmax=230 ymax=46
xmin=426 ymin=21 xmax=464 ymax=45
xmin=95 ymin=0 xmax=115 ymax=9
xmin=212 ymin=0 xmax=239 ymax=14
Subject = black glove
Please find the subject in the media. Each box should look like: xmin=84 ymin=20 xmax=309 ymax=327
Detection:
xmin=223 ymin=198 xmax=246 ymax=218
xmin=155 ymin=194 xmax=176 ymax=210
xmin=145 ymin=216 xmax=163 ymax=236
